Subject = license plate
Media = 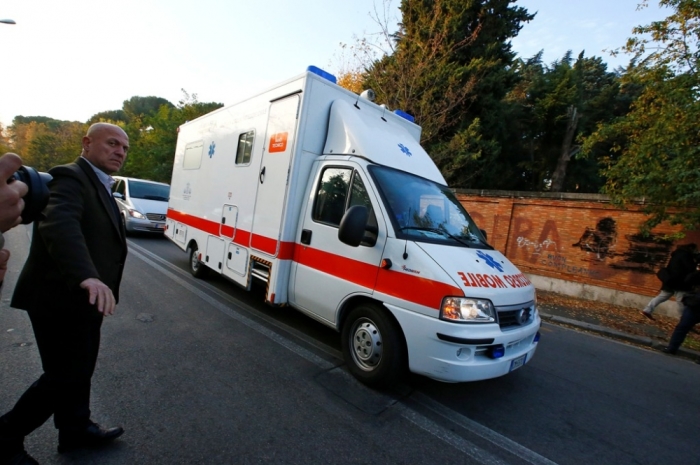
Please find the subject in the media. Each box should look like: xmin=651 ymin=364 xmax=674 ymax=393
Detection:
xmin=509 ymin=354 xmax=526 ymax=372
xmin=155 ymin=223 xmax=164 ymax=229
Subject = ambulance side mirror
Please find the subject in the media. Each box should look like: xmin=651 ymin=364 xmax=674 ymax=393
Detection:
xmin=338 ymin=205 xmax=368 ymax=247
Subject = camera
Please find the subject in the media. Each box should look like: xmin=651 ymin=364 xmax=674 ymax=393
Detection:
xmin=10 ymin=165 xmax=52 ymax=224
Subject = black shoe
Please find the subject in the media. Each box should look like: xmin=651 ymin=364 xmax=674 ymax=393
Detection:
xmin=2 ymin=451 xmax=39 ymax=465
xmin=662 ymin=347 xmax=677 ymax=355
xmin=57 ymin=423 xmax=124 ymax=453
xmin=640 ymin=311 xmax=655 ymax=320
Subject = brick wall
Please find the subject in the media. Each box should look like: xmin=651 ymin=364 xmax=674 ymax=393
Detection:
xmin=456 ymin=189 xmax=700 ymax=298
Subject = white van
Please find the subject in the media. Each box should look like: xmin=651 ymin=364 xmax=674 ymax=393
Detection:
xmin=112 ymin=176 xmax=170 ymax=234
xmin=165 ymin=66 xmax=540 ymax=386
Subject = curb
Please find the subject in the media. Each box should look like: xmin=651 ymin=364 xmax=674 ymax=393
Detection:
xmin=539 ymin=312 xmax=700 ymax=360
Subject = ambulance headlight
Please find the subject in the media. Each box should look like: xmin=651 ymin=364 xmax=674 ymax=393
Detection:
xmin=440 ymin=297 xmax=496 ymax=323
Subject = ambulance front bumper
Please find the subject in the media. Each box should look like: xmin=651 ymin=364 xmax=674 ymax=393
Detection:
xmin=386 ymin=303 xmax=541 ymax=383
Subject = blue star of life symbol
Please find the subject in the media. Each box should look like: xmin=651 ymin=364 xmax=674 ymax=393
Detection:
xmin=398 ymin=143 xmax=412 ymax=157
xmin=477 ymin=250 xmax=504 ymax=272
xmin=208 ymin=141 xmax=216 ymax=158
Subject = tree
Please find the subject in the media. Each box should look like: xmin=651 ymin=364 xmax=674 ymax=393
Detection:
xmin=0 ymin=123 xmax=11 ymax=154
xmin=122 ymin=96 xmax=173 ymax=119
xmin=87 ymin=109 xmax=127 ymax=125
xmin=7 ymin=117 xmax=86 ymax=171
xmin=508 ymin=52 xmax=624 ymax=192
xmin=581 ymin=0 xmax=700 ymax=233
xmin=360 ymin=0 xmax=534 ymax=188
xmin=122 ymin=90 xmax=222 ymax=182
xmin=24 ymin=121 xmax=85 ymax=171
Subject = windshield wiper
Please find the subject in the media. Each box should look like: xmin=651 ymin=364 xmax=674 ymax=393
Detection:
xmin=399 ymin=226 xmax=492 ymax=249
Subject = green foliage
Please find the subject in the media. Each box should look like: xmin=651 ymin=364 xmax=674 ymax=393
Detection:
xmin=0 ymin=124 xmax=11 ymax=154
xmin=7 ymin=118 xmax=86 ymax=171
xmin=581 ymin=0 xmax=700 ymax=233
xmin=87 ymin=109 xmax=127 ymax=125
xmin=358 ymin=0 xmax=630 ymax=192
xmin=122 ymin=96 xmax=174 ymax=119
xmin=361 ymin=0 xmax=534 ymax=188
xmin=122 ymin=90 xmax=222 ymax=183
xmin=507 ymin=51 xmax=626 ymax=191
xmin=5 ymin=92 xmax=220 ymax=182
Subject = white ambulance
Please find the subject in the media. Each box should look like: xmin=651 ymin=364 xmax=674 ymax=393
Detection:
xmin=165 ymin=66 xmax=540 ymax=387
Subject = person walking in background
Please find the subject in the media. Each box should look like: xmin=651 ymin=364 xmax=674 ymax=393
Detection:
xmin=641 ymin=243 xmax=698 ymax=320
xmin=662 ymin=270 xmax=700 ymax=363
xmin=0 ymin=123 xmax=129 ymax=465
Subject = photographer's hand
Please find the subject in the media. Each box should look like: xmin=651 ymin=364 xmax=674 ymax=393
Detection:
xmin=0 ymin=153 xmax=28 ymax=232
xmin=0 ymin=248 xmax=9 ymax=286
xmin=80 ymin=277 xmax=116 ymax=315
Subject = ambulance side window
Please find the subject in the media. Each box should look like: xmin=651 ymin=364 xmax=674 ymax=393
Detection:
xmin=313 ymin=168 xmax=351 ymax=226
xmin=184 ymin=141 xmax=204 ymax=170
xmin=236 ymin=131 xmax=254 ymax=165
xmin=313 ymin=167 xmax=377 ymax=238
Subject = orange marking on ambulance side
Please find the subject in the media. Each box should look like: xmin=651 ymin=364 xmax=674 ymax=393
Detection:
xmin=268 ymin=132 xmax=288 ymax=153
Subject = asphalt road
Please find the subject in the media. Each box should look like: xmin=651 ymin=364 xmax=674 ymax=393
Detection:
xmin=1 ymin=226 xmax=698 ymax=465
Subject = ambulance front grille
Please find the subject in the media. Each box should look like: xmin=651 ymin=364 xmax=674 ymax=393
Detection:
xmin=496 ymin=302 xmax=535 ymax=330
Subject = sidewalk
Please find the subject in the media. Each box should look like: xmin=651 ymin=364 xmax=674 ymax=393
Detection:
xmin=537 ymin=290 xmax=700 ymax=361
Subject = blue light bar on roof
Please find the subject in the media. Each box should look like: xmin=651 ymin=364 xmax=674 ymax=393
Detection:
xmin=394 ymin=109 xmax=415 ymax=123
xmin=307 ymin=65 xmax=337 ymax=84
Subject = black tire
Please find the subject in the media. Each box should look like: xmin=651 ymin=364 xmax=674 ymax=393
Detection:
xmin=341 ymin=302 xmax=407 ymax=388
xmin=120 ymin=214 xmax=130 ymax=236
xmin=188 ymin=243 xmax=208 ymax=278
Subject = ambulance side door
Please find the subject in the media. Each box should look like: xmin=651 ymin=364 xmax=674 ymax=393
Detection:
xmin=291 ymin=163 xmax=386 ymax=325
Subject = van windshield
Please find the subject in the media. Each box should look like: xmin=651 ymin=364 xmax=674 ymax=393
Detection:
xmin=129 ymin=180 xmax=170 ymax=201
xmin=369 ymin=165 xmax=490 ymax=248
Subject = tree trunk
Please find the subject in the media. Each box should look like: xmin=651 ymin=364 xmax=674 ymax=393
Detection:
xmin=550 ymin=106 xmax=580 ymax=192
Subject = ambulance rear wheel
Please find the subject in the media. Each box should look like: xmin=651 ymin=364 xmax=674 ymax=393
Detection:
xmin=188 ymin=243 xmax=207 ymax=278
xmin=341 ymin=303 xmax=406 ymax=388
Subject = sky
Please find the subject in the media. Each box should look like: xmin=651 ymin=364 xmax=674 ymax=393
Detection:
xmin=0 ymin=0 xmax=669 ymax=129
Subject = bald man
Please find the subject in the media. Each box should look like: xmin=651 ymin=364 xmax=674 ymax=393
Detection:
xmin=0 ymin=123 xmax=129 ymax=464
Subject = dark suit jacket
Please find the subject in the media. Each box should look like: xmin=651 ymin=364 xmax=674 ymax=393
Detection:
xmin=12 ymin=157 xmax=127 ymax=312
xmin=663 ymin=247 xmax=698 ymax=292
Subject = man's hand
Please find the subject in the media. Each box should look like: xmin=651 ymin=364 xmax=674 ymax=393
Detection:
xmin=0 ymin=153 xmax=28 ymax=232
xmin=80 ymin=277 xmax=116 ymax=315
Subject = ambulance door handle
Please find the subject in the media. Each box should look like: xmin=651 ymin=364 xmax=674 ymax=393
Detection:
xmin=259 ymin=166 xmax=266 ymax=184
xmin=301 ymin=229 xmax=312 ymax=245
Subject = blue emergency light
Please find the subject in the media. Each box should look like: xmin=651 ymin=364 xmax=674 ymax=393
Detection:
xmin=489 ymin=344 xmax=505 ymax=359
xmin=394 ymin=109 xmax=415 ymax=123
xmin=307 ymin=65 xmax=337 ymax=84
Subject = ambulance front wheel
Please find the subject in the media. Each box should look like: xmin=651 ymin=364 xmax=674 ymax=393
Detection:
xmin=341 ymin=303 xmax=407 ymax=388
xmin=188 ymin=243 xmax=208 ymax=278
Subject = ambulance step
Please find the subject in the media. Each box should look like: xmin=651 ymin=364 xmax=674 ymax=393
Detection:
xmin=250 ymin=261 xmax=270 ymax=282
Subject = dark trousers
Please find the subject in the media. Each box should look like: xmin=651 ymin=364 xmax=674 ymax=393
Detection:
xmin=668 ymin=305 xmax=700 ymax=351
xmin=0 ymin=306 xmax=103 ymax=440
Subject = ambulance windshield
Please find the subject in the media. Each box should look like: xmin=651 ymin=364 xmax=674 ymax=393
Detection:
xmin=369 ymin=166 xmax=491 ymax=248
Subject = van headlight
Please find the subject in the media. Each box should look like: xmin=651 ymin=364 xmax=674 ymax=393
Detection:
xmin=440 ymin=297 xmax=496 ymax=323
xmin=128 ymin=209 xmax=145 ymax=219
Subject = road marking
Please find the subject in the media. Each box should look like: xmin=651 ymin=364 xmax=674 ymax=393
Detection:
xmin=128 ymin=241 xmax=559 ymax=465
xmin=410 ymin=392 xmax=559 ymax=465
xmin=396 ymin=404 xmax=510 ymax=465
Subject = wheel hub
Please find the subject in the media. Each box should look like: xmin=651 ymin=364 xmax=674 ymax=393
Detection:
xmin=191 ymin=250 xmax=200 ymax=271
xmin=351 ymin=319 xmax=382 ymax=370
